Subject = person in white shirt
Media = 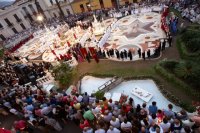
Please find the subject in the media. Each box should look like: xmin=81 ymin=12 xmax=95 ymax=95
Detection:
xmin=121 ymin=119 xmax=132 ymax=132
xmin=110 ymin=116 xmax=120 ymax=128
xmin=149 ymin=124 xmax=163 ymax=133
xmin=107 ymin=126 xmax=121 ymax=133
xmin=160 ymin=118 xmax=171 ymax=133
xmin=104 ymin=111 xmax=112 ymax=122
xmin=95 ymin=128 xmax=106 ymax=133
xmin=76 ymin=94 xmax=83 ymax=102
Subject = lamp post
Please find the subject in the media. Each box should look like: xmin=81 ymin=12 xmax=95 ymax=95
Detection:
xmin=37 ymin=14 xmax=49 ymax=31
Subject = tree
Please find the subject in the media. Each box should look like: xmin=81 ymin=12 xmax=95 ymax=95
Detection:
xmin=52 ymin=62 xmax=73 ymax=89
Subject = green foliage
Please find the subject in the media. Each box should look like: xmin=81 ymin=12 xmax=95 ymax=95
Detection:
xmin=174 ymin=61 xmax=195 ymax=79
xmin=180 ymin=25 xmax=200 ymax=53
xmin=52 ymin=62 xmax=73 ymax=88
xmin=160 ymin=60 xmax=178 ymax=72
xmin=179 ymin=101 xmax=196 ymax=113
xmin=186 ymin=38 xmax=200 ymax=52
xmin=94 ymin=90 xmax=105 ymax=100
xmin=155 ymin=61 xmax=200 ymax=99
xmin=176 ymin=37 xmax=200 ymax=61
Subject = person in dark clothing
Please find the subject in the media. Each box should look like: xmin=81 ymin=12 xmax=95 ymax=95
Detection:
xmin=142 ymin=51 xmax=145 ymax=60
xmin=85 ymin=53 xmax=91 ymax=63
xmin=109 ymin=49 xmax=112 ymax=57
xmin=123 ymin=49 xmax=128 ymax=59
xmin=110 ymin=49 xmax=114 ymax=57
xmin=115 ymin=49 xmax=120 ymax=59
xmin=120 ymin=51 xmax=124 ymax=60
xmin=97 ymin=48 xmax=102 ymax=58
xmin=102 ymin=50 xmax=106 ymax=58
xmin=106 ymin=50 xmax=110 ymax=58
xmin=128 ymin=50 xmax=132 ymax=60
xmin=162 ymin=39 xmax=166 ymax=51
xmin=147 ymin=49 xmax=151 ymax=59
xmin=72 ymin=52 xmax=78 ymax=61
xmin=168 ymin=36 xmax=172 ymax=47
xmin=137 ymin=48 xmax=141 ymax=58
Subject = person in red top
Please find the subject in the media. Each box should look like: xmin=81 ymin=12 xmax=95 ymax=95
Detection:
xmin=79 ymin=119 xmax=90 ymax=129
xmin=14 ymin=120 xmax=27 ymax=131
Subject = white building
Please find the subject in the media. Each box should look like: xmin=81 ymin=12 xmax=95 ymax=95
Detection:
xmin=0 ymin=0 xmax=74 ymax=41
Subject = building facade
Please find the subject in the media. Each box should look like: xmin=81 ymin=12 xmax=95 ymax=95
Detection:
xmin=71 ymin=0 xmax=137 ymax=14
xmin=0 ymin=0 xmax=74 ymax=41
xmin=0 ymin=0 xmax=138 ymax=41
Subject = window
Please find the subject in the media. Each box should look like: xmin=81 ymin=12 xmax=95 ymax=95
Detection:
xmin=66 ymin=9 xmax=71 ymax=15
xmin=4 ymin=18 xmax=12 ymax=26
xmin=22 ymin=7 xmax=29 ymax=15
xmin=86 ymin=3 xmax=91 ymax=11
xmin=20 ymin=23 xmax=26 ymax=30
xmin=12 ymin=28 xmax=18 ymax=34
xmin=80 ymin=4 xmax=85 ymax=12
xmin=28 ymin=4 xmax=36 ymax=13
xmin=53 ymin=13 xmax=57 ymax=18
xmin=99 ymin=0 xmax=105 ymax=8
xmin=111 ymin=0 xmax=117 ymax=8
xmin=0 ymin=34 xmax=6 ymax=41
xmin=0 ymin=23 xmax=3 ymax=29
xmin=14 ymin=14 xmax=21 ymax=22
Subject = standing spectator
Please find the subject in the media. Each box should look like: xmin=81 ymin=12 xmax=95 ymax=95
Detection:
xmin=148 ymin=101 xmax=158 ymax=115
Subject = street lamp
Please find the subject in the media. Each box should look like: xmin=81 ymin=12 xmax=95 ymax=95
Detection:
xmin=37 ymin=14 xmax=49 ymax=31
xmin=37 ymin=14 xmax=44 ymax=21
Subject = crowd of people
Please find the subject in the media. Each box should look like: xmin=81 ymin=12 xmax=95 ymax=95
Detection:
xmin=1 ymin=1 xmax=200 ymax=133
xmin=0 ymin=61 xmax=52 ymax=87
xmin=172 ymin=0 xmax=200 ymax=23
xmin=0 ymin=82 xmax=200 ymax=133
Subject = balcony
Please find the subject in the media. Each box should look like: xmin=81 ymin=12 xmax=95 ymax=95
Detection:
xmin=16 ymin=19 xmax=22 ymax=23
xmin=7 ymin=23 xmax=14 ymax=27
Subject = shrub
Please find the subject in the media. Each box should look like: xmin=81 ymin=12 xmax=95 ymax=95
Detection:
xmin=155 ymin=62 xmax=200 ymax=99
xmin=160 ymin=60 xmax=178 ymax=72
xmin=186 ymin=38 xmax=200 ymax=52
xmin=94 ymin=90 xmax=105 ymax=100
xmin=52 ymin=62 xmax=73 ymax=89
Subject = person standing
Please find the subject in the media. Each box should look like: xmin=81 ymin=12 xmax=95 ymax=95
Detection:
xmin=124 ymin=49 xmax=128 ymax=59
xmin=128 ymin=50 xmax=132 ymax=60
xmin=85 ymin=53 xmax=91 ymax=63
xmin=137 ymin=48 xmax=141 ymax=58
xmin=115 ymin=49 xmax=120 ymax=59
xmin=162 ymin=39 xmax=166 ymax=51
xmin=147 ymin=49 xmax=151 ymax=59
xmin=168 ymin=36 xmax=172 ymax=47
xmin=120 ymin=51 xmax=124 ymax=61
xmin=102 ymin=50 xmax=106 ymax=58
xmin=106 ymin=50 xmax=110 ymax=58
xmin=142 ymin=51 xmax=145 ymax=60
